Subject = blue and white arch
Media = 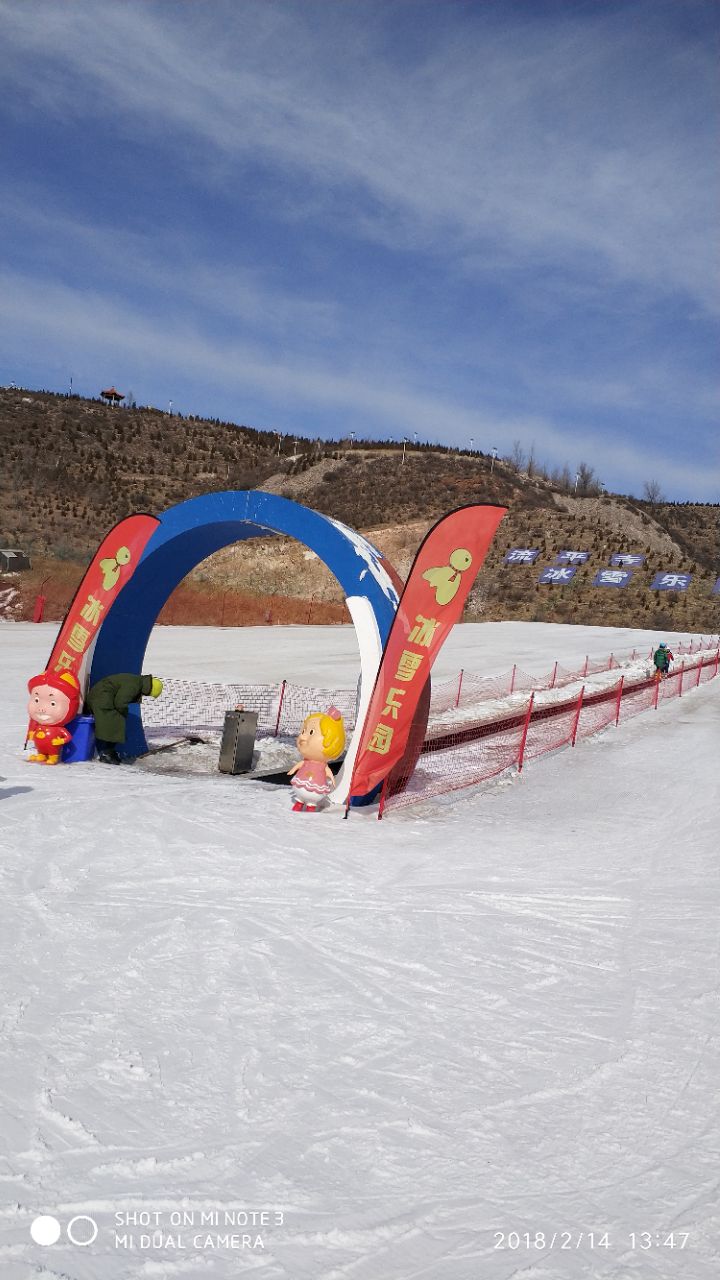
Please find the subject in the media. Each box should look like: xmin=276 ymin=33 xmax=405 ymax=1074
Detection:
xmin=88 ymin=490 xmax=400 ymax=803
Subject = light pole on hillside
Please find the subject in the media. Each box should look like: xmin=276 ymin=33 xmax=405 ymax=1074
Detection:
xmin=490 ymin=446 xmax=498 ymax=474
xmin=402 ymin=436 xmax=409 ymax=465
xmin=574 ymin=471 xmax=580 ymax=495
xmin=470 ymin=437 xmax=474 ymax=454
xmin=350 ymin=431 xmax=355 ymax=449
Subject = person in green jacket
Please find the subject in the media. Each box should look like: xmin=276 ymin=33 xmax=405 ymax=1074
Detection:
xmin=652 ymin=643 xmax=673 ymax=679
xmin=85 ymin=673 xmax=163 ymax=764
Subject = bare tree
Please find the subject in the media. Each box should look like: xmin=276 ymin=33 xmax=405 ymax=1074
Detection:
xmin=526 ymin=443 xmax=536 ymax=479
xmin=576 ymin=461 xmax=596 ymax=495
xmin=507 ymin=439 xmax=526 ymax=473
xmin=643 ymin=479 xmax=665 ymax=503
xmin=551 ymin=463 xmax=573 ymax=492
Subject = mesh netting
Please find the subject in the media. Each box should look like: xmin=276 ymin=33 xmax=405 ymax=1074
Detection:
xmin=574 ymin=684 xmax=621 ymax=740
xmin=142 ymin=680 xmax=280 ymax=738
xmin=385 ymin=648 xmax=720 ymax=811
xmin=137 ymin=639 xmax=719 ymax=805
xmin=522 ymin=696 xmax=583 ymax=760
xmin=142 ymin=678 xmax=360 ymax=740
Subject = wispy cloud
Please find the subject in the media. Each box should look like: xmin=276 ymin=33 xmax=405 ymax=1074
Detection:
xmin=0 ymin=189 xmax=339 ymax=338
xmin=0 ymin=0 xmax=717 ymax=501
xmin=1 ymin=0 xmax=717 ymax=310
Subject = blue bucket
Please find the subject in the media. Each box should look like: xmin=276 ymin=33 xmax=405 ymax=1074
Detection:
xmin=62 ymin=715 xmax=96 ymax=764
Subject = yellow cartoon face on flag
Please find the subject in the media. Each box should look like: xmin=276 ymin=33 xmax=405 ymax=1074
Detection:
xmin=99 ymin=545 xmax=132 ymax=591
xmin=422 ymin=547 xmax=473 ymax=605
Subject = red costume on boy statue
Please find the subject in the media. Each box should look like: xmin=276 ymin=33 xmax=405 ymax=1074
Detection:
xmin=27 ymin=670 xmax=81 ymax=764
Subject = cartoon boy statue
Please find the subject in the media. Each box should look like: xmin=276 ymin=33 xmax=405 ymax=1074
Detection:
xmin=27 ymin=670 xmax=82 ymax=764
xmin=287 ymin=706 xmax=346 ymax=811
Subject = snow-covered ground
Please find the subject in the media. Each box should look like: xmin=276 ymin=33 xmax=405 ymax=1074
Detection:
xmin=1 ymin=621 xmax=719 ymax=1279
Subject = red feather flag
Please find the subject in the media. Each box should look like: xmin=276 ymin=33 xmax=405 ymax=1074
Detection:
xmin=348 ymin=504 xmax=507 ymax=804
xmin=44 ymin=513 xmax=160 ymax=680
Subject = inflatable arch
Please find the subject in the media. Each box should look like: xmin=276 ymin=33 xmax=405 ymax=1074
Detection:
xmin=88 ymin=490 xmax=402 ymax=803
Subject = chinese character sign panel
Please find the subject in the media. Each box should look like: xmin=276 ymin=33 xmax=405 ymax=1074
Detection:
xmin=593 ymin=569 xmax=633 ymax=588
xmin=555 ymin=550 xmax=589 ymax=564
xmin=650 ymin=572 xmax=691 ymax=592
xmin=350 ymin=504 xmax=508 ymax=800
xmin=504 ymin=548 xmax=539 ymax=565
xmin=610 ymin=553 xmax=645 ymax=566
xmin=538 ymin=566 xmax=578 ymax=585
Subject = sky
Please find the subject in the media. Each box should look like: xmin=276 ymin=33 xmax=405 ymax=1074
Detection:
xmin=0 ymin=0 xmax=718 ymax=500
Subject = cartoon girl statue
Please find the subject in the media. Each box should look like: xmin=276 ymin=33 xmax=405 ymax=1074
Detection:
xmin=27 ymin=670 xmax=82 ymax=764
xmin=287 ymin=706 xmax=345 ymax=811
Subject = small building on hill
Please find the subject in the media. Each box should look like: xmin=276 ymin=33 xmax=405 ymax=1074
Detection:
xmin=0 ymin=548 xmax=32 ymax=572
xmin=100 ymin=387 xmax=125 ymax=405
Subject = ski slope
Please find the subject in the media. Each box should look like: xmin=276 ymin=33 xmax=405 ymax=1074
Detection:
xmin=1 ymin=621 xmax=718 ymax=1279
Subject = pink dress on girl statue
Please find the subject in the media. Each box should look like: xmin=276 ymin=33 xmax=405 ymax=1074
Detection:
xmin=291 ymin=759 xmax=334 ymax=806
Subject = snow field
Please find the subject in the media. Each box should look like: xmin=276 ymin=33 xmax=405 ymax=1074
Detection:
xmin=1 ymin=621 xmax=718 ymax=1279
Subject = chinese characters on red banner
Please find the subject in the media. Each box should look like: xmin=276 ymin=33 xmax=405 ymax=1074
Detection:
xmin=349 ymin=505 xmax=507 ymax=801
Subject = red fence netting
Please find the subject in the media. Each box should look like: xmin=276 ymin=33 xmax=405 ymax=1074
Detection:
xmin=139 ymin=640 xmax=720 ymax=804
xmin=385 ymin=648 xmax=720 ymax=812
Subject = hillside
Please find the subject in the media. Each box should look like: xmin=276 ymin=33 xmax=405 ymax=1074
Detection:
xmin=1 ymin=385 xmax=718 ymax=632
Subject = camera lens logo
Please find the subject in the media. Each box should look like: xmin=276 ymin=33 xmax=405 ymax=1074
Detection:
xmin=30 ymin=1217 xmax=61 ymax=1246
xmin=30 ymin=1214 xmax=98 ymax=1246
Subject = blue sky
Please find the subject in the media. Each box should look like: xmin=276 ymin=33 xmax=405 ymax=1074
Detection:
xmin=0 ymin=0 xmax=717 ymax=499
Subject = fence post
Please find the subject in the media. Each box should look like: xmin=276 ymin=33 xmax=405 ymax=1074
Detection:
xmin=274 ymin=679 xmax=287 ymax=737
xmin=614 ymin=675 xmax=624 ymax=726
xmin=550 ymin=661 xmax=558 ymax=689
xmin=695 ymin=659 xmax=702 ymax=688
xmin=678 ymin=663 xmax=684 ymax=698
xmin=517 ymin=693 xmax=534 ymax=772
xmin=509 ymin=663 xmax=517 ymax=694
xmin=571 ymin=686 xmax=584 ymax=746
xmin=582 ymin=655 xmax=588 ymax=677
xmin=608 ymin=652 xmax=614 ymax=670
xmin=455 ymin=669 xmax=464 ymax=708
xmin=653 ymin=673 xmax=660 ymax=710
xmin=377 ymin=775 xmax=390 ymax=821
xmin=716 ymin=650 xmax=720 ymax=678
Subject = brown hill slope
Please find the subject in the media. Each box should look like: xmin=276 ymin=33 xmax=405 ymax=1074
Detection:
xmin=1 ymin=386 xmax=718 ymax=632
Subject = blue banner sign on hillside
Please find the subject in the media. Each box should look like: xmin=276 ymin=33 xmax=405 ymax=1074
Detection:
xmin=504 ymin=548 xmax=540 ymax=565
xmin=538 ymin=566 xmax=578 ymax=584
xmin=593 ymin=569 xmax=633 ymax=588
xmin=610 ymin=553 xmax=645 ymax=566
xmin=712 ymin=577 xmax=720 ymax=596
xmin=651 ymin=572 xmax=691 ymax=592
xmin=555 ymin=550 xmax=589 ymax=564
